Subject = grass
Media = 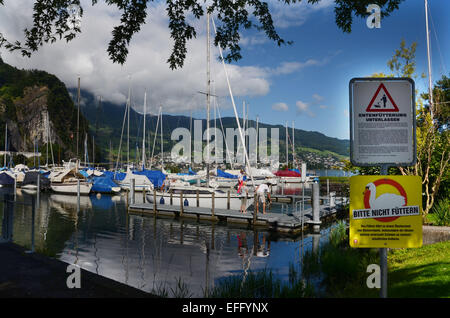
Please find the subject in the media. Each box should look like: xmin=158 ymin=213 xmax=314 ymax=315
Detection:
xmin=207 ymin=267 xmax=315 ymax=298
xmin=388 ymin=241 xmax=450 ymax=298
xmin=301 ymin=221 xmax=450 ymax=298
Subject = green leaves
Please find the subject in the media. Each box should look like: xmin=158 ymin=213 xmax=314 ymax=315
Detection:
xmin=0 ymin=0 xmax=405 ymax=69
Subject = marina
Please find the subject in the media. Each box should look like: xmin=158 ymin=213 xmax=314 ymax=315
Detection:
xmin=1 ymin=179 xmax=347 ymax=297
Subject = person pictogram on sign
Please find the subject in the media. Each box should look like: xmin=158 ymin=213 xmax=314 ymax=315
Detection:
xmin=374 ymin=94 xmax=387 ymax=108
xmin=381 ymin=94 xmax=387 ymax=108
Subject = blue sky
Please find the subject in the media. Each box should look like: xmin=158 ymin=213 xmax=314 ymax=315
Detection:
xmin=190 ymin=0 xmax=450 ymax=140
xmin=0 ymin=0 xmax=448 ymax=141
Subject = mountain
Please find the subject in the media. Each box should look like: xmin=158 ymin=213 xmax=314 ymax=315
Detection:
xmin=0 ymin=58 xmax=93 ymax=165
xmin=0 ymin=58 xmax=349 ymax=169
xmin=75 ymin=89 xmax=349 ymax=168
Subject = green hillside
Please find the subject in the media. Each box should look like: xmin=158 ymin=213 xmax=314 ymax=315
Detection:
xmin=75 ymin=89 xmax=349 ymax=168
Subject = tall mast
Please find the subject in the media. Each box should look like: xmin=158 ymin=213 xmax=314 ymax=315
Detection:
xmin=256 ymin=115 xmax=259 ymax=167
xmin=160 ymin=107 xmax=163 ymax=167
xmin=189 ymin=110 xmax=192 ymax=164
xmin=109 ymin=140 xmax=112 ymax=170
xmin=285 ymin=121 xmax=288 ymax=167
xmin=142 ymin=91 xmax=147 ymax=170
xmin=425 ymin=0 xmax=434 ymax=119
xmin=242 ymin=101 xmax=245 ymax=165
xmin=76 ymin=75 xmax=80 ymax=159
xmin=93 ymin=136 xmax=95 ymax=166
xmin=292 ymin=121 xmax=295 ymax=167
xmin=4 ymin=123 xmax=7 ymax=167
xmin=127 ymin=78 xmax=131 ymax=167
xmin=206 ymin=11 xmax=211 ymax=186
xmin=246 ymin=104 xmax=249 ymax=166
xmin=46 ymin=114 xmax=49 ymax=166
xmin=84 ymin=133 xmax=87 ymax=168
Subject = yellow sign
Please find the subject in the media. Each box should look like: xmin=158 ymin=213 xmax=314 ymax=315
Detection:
xmin=349 ymin=175 xmax=422 ymax=248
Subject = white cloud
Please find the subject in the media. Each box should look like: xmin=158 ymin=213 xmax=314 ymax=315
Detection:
xmin=272 ymin=102 xmax=289 ymax=112
xmin=267 ymin=0 xmax=334 ymax=29
xmin=0 ymin=1 xmax=338 ymax=116
xmin=0 ymin=1 xmax=272 ymax=114
xmin=296 ymin=100 xmax=315 ymax=117
xmin=269 ymin=56 xmax=333 ymax=76
xmin=312 ymin=93 xmax=324 ymax=102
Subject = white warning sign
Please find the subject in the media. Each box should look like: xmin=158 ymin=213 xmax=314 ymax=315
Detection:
xmin=349 ymin=78 xmax=416 ymax=166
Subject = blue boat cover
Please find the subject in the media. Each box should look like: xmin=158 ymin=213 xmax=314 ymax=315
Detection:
xmin=188 ymin=167 xmax=197 ymax=175
xmin=290 ymin=169 xmax=301 ymax=175
xmin=217 ymin=169 xmax=238 ymax=179
xmin=91 ymin=176 xmax=119 ymax=193
xmin=79 ymin=170 xmax=89 ymax=178
xmin=0 ymin=172 xmax=14 ymax=185
xmin=133 ymin=170 xmax=166 ymax=188
xmin=103 ymin=170 xmax=126 ymax=181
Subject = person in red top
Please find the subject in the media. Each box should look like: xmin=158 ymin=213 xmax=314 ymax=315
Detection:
xmin=237 ymin=169 xmax=245 ymax=194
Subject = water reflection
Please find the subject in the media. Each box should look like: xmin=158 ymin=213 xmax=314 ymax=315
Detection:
xmin=0 ymin=184 xmax=337 ymax=297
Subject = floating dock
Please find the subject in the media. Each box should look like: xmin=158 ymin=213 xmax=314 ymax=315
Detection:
xmin=128 ymin=202 xmax=342 ymax=235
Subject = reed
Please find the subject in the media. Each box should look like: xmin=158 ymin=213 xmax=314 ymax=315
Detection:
xmin=428 ymin=198 xmax=450 ymax=226
xmin=207 ymin=267 xmax=314 ymax=298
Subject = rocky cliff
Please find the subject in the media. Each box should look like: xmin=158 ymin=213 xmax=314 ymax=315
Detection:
xmin=0 ymin=58 xmax=91 ymax=161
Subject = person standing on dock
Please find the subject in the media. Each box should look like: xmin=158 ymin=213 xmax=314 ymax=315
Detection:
xmin=255 ymin=183 xmax=271 ymax=214
xmin=240 ymin=181 xmax=248 ymax=214
xmin=237 ymin=169 xmax=245 ymax=194
xmin=160 ymin=176 xmax=171 ymax=192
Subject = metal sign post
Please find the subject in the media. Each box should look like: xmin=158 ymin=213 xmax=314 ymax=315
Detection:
xmin=379 ymin=164 xmax=389 ymax=298
xmin=349 ymin=77 xmax=419 ymax=299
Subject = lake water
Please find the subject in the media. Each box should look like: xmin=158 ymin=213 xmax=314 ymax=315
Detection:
xmin=0 ymin=184 xmax=339 ymax=297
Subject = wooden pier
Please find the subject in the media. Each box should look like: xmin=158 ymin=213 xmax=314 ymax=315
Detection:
xmin=126 ymin=181 xmax=345 ymax=235
xmin=128 ymin=202 xmax=342 ymax=235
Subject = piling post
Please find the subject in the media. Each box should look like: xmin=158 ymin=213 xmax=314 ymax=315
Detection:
xmin=13 ymin=177 xmax=16 ymax=201
xmin=327 ymin=178 xmax=329 ymax=198
xmin=2 ymin=194 xmax=14 ymax=242
xmin=253 ymin=194 xmax=257 ymax=225
xmin=170 ymin=190 xmax=173 ymax=205
xmin=77 ymin=179 xmax=80 ymax=212
xmin=227 ymin=190 xmax=230 ymax=210
xmin=211 ymin=192 xmax=215 ymax=217
xmin=130 ymin=179 xmax=135 ymax=205
xmin=37 ymin=173 xmax=40 ymax=204
xmin=312 ymin=182 xmax=321 ymax=232
xmin=153 ymin=189 xmax=157 ymax=214
xmin=196 ymin=190 xmax=199 ymax=207
xmin=143 ymin=188 xmax=146 ymax=203
xmin=180 ymin=191 xmax=184 ymax=216
xmin=125 ymin=189 xmax=129 ymax=208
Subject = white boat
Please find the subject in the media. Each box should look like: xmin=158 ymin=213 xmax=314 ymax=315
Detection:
xmin=278 ymin=176 xmax=303 ymax=183
xmin=146 ymin=185 xmax=254 ymax=211
xmin=49 ymin=168 xmax=92 ymax=195
xmin=119 ymin=168 xmax=154 ymax=192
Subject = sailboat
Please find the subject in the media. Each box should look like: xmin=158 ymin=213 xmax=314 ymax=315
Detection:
xmin=146 ymin=185 xmax=253 ymax=210
xmin=49 ymin=165 xmax=92 ymax=194
xmin=118 ymin=91 xmax=166 ymax=192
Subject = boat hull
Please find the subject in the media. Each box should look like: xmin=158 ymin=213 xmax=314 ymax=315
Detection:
xmin=51 ymin=182 xmax=92 ymax=195
xmin=146 ymin=191 xmax=253 ymax=210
